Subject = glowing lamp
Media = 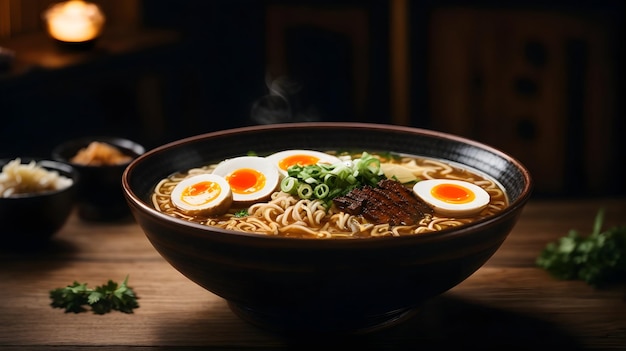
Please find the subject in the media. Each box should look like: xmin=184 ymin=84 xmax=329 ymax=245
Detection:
xmin=43 ymin=0 xmax=105 ymax=49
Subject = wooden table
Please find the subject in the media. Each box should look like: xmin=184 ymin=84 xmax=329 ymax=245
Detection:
xmin=1 ymin=197 xmax=625 ymax=350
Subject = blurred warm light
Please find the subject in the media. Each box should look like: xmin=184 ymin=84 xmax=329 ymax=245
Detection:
xmin=43 ymin=0 xmax=105 ymax=43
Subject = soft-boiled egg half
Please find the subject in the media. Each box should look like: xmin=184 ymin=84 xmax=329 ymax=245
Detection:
xmin=413 ymin=179 xmax=490 ymax=217
xmin=266 ymin=149 xmax=341 ymax=176
xmin=211 ymin=156 xmax=280 ymax=206
xmin=170 ymin=173 xmax=233 ymax=216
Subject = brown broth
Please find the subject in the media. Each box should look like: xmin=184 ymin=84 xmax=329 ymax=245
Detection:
xmin=151 ymin=151 xmax=508 ymax=239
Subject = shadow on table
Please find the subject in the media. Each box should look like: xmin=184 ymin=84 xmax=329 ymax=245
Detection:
xmin=0 ymin=237 xmax=79 ymax=257
xmin=152 ymin=294 xmax=582 ymax=350
xmin=332 ymin=294 xmax=584 ymax=350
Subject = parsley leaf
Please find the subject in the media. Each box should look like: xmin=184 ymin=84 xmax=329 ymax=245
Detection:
xmin=50 ymin=275 xmax=139 ymax=314
xmin=234 ymin=208 xmax=249 ymax=217
xmin=536 ymin=208 xmax=626 ymax=287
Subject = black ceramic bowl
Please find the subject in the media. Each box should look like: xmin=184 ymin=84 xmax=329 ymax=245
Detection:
xmin=0 ymin=158 xmax=78 ymax=248
xmin=122 ymin=122 xmax=533 ymax=334
xmin=52 ymin=136 xmax=145 ymax=221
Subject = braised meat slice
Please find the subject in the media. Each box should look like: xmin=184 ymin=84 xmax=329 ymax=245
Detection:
xmin=333 ymin=179 xmax=433 ymax=225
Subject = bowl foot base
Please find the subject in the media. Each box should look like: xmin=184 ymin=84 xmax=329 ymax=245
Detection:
xmin=228 ymin=301 xmax=420 ymax=335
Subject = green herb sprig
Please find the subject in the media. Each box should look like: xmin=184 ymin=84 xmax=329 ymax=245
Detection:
xmin=536 ymin=208 xmax=626 ymax=287
xmin=49 ymin=275 xmax=139 ymax=314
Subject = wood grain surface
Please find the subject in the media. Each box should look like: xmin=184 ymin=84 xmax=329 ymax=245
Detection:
xmin=1 ymin=198 xmax=625 ymax=350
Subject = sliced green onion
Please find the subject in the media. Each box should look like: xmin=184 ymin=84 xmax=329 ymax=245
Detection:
xmin=280 ymin=177 xmax=299 ymax=194
xmin=287 ymin=165 xmax=304 ymax=177
xmin=313 ymin=184 xmax=329 ymax=199
xmin=323 ymin=173 xmax=338 ymax=187
xmin=304 ymin=176 xmax=318 ymax=185
xmin=305 ymin=165 xmax=322 ymax=178
xmin=297 ymin=183 xmax=313 ymax=199
xmin=282 ymin=151 xmax=387 ymax=209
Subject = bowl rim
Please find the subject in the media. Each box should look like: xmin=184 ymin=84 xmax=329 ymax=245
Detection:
xmin=122 ymin=122 xmax=533 ymax=244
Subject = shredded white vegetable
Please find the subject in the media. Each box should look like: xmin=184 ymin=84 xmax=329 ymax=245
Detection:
xmin=0 ymin=158 xmax=73 ymax=198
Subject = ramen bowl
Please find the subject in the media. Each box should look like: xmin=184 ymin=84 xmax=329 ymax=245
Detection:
xmin=122 ymin=122 xmax=533 ymax=334
xmin=52 ymin=136 xmax=145 ymax=221
xmin=0 ymin=158 xmax=78 ymax=249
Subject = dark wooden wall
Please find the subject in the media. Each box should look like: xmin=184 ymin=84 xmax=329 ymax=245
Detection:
xmin=0 ymin=0 xmax=623 ymax=197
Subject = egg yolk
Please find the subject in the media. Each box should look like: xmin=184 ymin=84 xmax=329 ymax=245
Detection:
xmin=431 ymin=183 xmax=476 ymax=204
xmin=278 ymin=155 xmax=320 ymax=171
xmin=181 ymin=181 xmax=222 ymax=205
xmin=226 ymin=168 xmax=266 ymax=194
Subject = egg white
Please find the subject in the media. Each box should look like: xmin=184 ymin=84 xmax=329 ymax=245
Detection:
xmin=413 ymin=179 xmax=490 ymax=217
xmin=265 ymin=149 xmax=342 ymax=176
xmin=170 ymin=173 xmax=233 ymax=216
xmin=211 ymin=156 xmax=280 ymax=205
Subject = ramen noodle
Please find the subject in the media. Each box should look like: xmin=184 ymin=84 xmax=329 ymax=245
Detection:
xmin=151 ymin=151 xmax=508 ymax=239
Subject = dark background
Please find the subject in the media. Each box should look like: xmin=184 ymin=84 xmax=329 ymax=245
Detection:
xmin=0 ymin=0 xmax=623 ymax=198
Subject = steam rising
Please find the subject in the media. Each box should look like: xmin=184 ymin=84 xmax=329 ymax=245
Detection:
xmin=250 ymin=75 xmax=321 ymax=124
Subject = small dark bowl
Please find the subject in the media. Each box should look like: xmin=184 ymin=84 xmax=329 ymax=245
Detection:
xmin=122 ymin=122 xmax=533 ymax=334
xmin=52 ymin=136 xmax=145 ymax=222
xmin=0 ymin=158 xmax=78 ymax=249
